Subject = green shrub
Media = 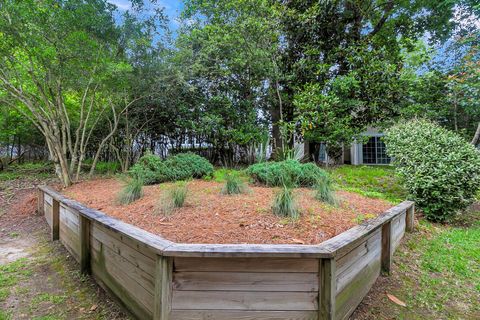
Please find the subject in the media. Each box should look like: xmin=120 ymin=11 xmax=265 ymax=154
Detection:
xmin=314 ymin=175 xmax=337 ymax=206
xmin=130 ymin=152 xmax=213 ymax=185
xmin=222 ymin=173 xmax=247 ymax=195
xmin=158 ymin=181 xmax=188 ymax=214
xmin=247 ymin=160 xmax=327 ymax=187
xmin=92 ymin=161 xmax=120 ymax=174
xmin=272 ymin=185 xmax=299 ymax=219
xmin=384 ymin=119 xmax=480 ymax=222
xmin=117 ymin=179 xmax=143 ymax=205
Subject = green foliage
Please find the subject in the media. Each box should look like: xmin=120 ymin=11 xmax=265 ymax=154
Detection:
xmin=130 ymin=152 xmax=214 ymax=185
xmin=328 ymin=165 xmax=406 ymax=203
xmin=247 ymin=160 xmax=327 ymax=187
xmin=384 ymin=120 xmax=480 ymax=221
xmin=314 ymin=175 xmax=337 ymax=206
xmin=158 ymin=181 xmax=188 ymax=214
xmin=272 ymin=186 xmax=298 ymax=219
xmin=117 ymin=179 xmax=143 ymax=205
xmin=222 ymin=173 xmax=247 ymax=195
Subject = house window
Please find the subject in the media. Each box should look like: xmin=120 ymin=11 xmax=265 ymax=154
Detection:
xmin=362 ymin=137 xmax=390 ymax=164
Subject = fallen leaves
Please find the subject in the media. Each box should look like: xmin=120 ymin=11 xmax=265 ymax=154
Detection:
xmin=387 ymin=293 xmax=406 ymax=307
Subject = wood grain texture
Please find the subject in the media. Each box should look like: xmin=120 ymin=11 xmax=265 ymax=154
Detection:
xmin=172 ymin=291 xmax=317 ymax=311
xmin=335 ymin=257 xmax=381 ymax=320
xmin=154 ymin=255 xmax=173 ymax=320
xmin=173 ymin=272 xmax=318 ymax=292
xmin=91 ymin=242 xmax=154 ymax=316
xmin=170 ymin=310 xmax=317 ymax=320
xmin=91 ymin=222 xmax=156 ymax=276
xmin=319 ymin=258 xmax=335 ymax=320
xmin=79 ymin=215 xmax=91 ymax=274
xmin=174 ymin=257 xmax=319 ymax=273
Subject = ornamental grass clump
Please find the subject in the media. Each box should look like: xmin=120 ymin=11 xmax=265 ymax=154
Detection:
xmin=384 ymin=119 xmax=480 ymax=222
xmin=272 ymin=185 xmax=299 ymax=219
xmin=158 ymin=181 xmax=188 ymax=214
xmin=117 ymin=178 xmax=143 ymax=205
xmin=247 ymin=160 xmax=327 ymax=187
xmin=314 ymin=174 xmax=338 ymax=206
xmin=221 ymin=173 xmax=247 ymax=195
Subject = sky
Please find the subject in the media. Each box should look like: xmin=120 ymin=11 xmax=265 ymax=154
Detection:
xmin=108 ymin=0 xmax=183 ymax=29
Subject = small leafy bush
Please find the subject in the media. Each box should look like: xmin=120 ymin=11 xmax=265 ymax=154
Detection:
xmin=272 ymin=185 xmax=299 ymax=219
xmin=384 ymin=119 xmax=480 ymax=222
xmin=315 ymin=175 xmax=337 ymax=206
xmin=117 ymin=179 xmax=143 ymax=205
xmin=158 ymin=181 xmax=188 ymax=214
xmin=130 ymin=152 xmax=213 ymax=185
xmin=222 ymin=173 xmax=247 ymax=195
xmin=247 ymin=160 xmax=327 ymax=187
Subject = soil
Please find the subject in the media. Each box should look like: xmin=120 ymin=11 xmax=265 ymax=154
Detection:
xmin=0 ymin=177 xmax=129 ymax=319
xmin=63 ymin=178 xmax=392 ymax=244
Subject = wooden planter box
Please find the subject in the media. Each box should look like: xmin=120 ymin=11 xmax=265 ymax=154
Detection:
xmin=38 ymin=186 xmax=414 ymax=320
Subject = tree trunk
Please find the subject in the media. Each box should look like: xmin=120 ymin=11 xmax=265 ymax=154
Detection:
xmin=472 ymin=122 xmax=480 ymax=146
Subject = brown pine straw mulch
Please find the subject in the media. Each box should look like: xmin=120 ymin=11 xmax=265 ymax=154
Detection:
xmin=63 ymin=179 xmax=392 ymax=245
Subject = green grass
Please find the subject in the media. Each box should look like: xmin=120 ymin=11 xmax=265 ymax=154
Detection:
xmin=117 ymin=178 xmax=144 ymax=205
xmin=221 ymin=173 xmax=247 ymax=195
xmin=208 ymin=168 xmax=248 ymax=183
xmin=328 ymin=165 xmax=406 ymax=203
xmin=272 ymin=186 xmax=298 ymax=219
xmin=157 ymin=181 xmax=188 ymax=214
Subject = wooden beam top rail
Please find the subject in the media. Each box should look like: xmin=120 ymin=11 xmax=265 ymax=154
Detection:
xmin=39 ymin=186 xmax=413 ymax=259
xmin=317 ymin=200 xmax=414 ymax=258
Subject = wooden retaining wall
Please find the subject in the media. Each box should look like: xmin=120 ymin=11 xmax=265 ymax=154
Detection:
xmin=38 ymin=186 xmax=414 ymax=320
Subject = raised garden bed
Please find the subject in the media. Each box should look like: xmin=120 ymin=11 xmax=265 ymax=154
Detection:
xmin=38 ymin=183 xmax=414 ymax=320
xmin=63 ymin=178 xmax=392 ymax=245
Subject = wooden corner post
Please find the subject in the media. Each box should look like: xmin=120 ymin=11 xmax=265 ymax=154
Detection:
xmin=37 ymin=189 xmax=44 ymax=215
xmin=381 ymin=221 xmax=392 ymax=275
xmin=319 ymin=258 xmax=336 ymax=320
xmin=154 ymin=255 xmax=173 ymax=320
xmin=51 ymin=199 xmax=60 ymax=241
xmin=406 ymin=204 xmax=415 ymax=232
xmin=79 ymin=215 xmax=91 ymax=274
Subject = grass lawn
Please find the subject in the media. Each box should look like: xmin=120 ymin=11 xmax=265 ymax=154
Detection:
xmin=330 ymin=165 xmax=480 ymax=319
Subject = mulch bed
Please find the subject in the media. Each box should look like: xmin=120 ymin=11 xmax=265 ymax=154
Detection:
xmin=63 ymin=179 xmax=392 ymax=245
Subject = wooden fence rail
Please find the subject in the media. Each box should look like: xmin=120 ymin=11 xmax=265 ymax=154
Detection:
xmin=38 ymin=186 xmax=414 ymax=320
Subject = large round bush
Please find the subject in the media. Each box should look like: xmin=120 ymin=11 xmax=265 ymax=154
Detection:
xmin=384 ymin=119 xmax=480 ymax=222
xmin=130 ymin=152 xmax=214 ymax=184
xmin=246 ymin=160 xmax=328 ymax=187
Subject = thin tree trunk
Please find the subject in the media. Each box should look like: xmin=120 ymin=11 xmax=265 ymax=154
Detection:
xmin=472 ymin=122 xmax=480 ymax=146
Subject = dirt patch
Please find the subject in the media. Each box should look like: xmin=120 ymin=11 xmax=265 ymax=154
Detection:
xmin=63 ymin=178 xmax=392 ymax=244
xmin=0 ymin=179 xmax=129 ymax=319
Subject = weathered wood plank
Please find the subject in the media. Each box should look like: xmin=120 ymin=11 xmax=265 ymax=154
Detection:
xmin=39 ymin=186 xmax=173 ymax=254
xmin=59 ymin=227 xmax=80 ymax=261
xmin=174 ymin=257 xmax=318 ymax=273
xmin=154 ymin=255 xmax=173 ymax=320
xmin=91 ymin=222 xmax=156 ymax=276
xmin=90 ymin=237 xmax=155 ymax=293
xmin=170 ymin=310 xmax=317 ymax=320
xmin=44 ymin=202 xmax=52 ymax=228
xmin=173 ymin=272 xmax=318 ymax=292
xmin=318 ymin=201 xmax=414 ymax=257
xmin=172 ymin=291 xmax=317 ymax=311
xmin=44 ymin=193 xmax=53 ymax=205
xmin=336 ymin=239 xmax=381 ymax=294
xmin=165 ymin=243 xmax=332 ymax=258
xmin=336 ymin=230 xmax=381 ymax=275
xmin=335 ymin=257 xmax=381 ymax=320
xmin=91 ymin=243 xmax=154 ymax=315
xmin=319 ymin=258 xmax=335 ymax=320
